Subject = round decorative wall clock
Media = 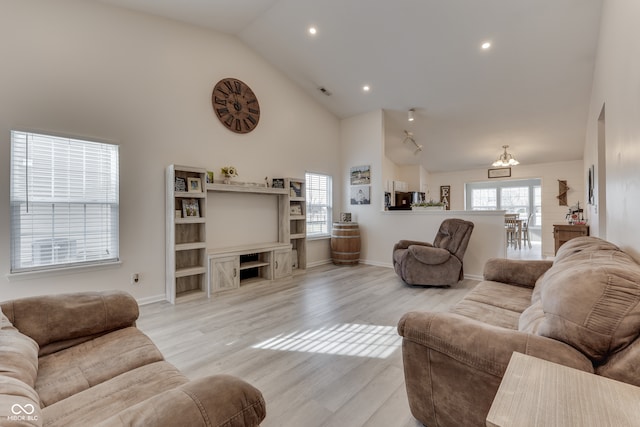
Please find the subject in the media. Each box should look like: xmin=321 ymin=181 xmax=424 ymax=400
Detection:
xmin=212 ymin=78 xmax=260 ymax=134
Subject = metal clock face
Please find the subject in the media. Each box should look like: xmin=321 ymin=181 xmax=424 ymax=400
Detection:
xmin=212 ymin=78 xmax=260 ymax=134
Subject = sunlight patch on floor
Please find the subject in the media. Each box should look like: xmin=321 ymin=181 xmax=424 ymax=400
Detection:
xmin=252 ymin=323 xmax=402 ymax=359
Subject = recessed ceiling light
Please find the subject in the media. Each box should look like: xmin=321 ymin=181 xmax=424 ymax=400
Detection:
xmin=481 ymin=41 xmax=491 ymax=50
xmin=363 ymin=85 xmax=370 ymax=92
xmin=308 ymin=27 xmax=317 ymax=35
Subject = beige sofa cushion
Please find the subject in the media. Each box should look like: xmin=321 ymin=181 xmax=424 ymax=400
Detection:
xmin=1 ymin=291 xmax=138 ymax=355
xmin=36 ymin=327 xmax=164 ymax=407
xmin=42 ymin=361 xmax=188 ymax=427
xmin=520 ymin=237 xmax=640 ymax=362
xmin=453 ymin=280 xmax=533 ymax=329
xmin=0 ymin=308 xmax=42 ymax=426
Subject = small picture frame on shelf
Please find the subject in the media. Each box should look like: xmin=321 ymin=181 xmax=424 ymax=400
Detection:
xmin=187 ymin=177 xmax=202 ymax=192
xmin=182 ymin=198 xmax=200 ymax=218
xmin=175 ymin=177 xmax=186 ymax=192
xmin=290 ymin=203 xmax=302 ymax=215
xmin=206 ymin=171 xmax=214 ymax=184
xmin=340 ymin=212 xmax=352 ymax=222
xmin=272 ymin=178 xmax=285 ymax=189
xmin=290 ymin=181 xmax=302 ymax=197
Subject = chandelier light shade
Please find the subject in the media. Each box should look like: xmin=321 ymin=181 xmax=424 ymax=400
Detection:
xmin=492 ymin=145 xmax=520 ymax=167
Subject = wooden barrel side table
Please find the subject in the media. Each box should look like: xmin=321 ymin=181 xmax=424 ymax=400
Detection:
xmin=331 ymin=222 xmax=361 ymax=265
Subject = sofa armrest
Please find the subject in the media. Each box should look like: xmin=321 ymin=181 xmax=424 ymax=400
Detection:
xmin=408 ymin=245 xmax=451 ymax=265
xmin=483 ymin=258 xmax=553 ymax=288
xmin=393 ymin=239 xmax=433 ymax=251
xmin=397 ymin=311 xmax=592 ymax=427
xmin=0 ymin=291 xmax=138 ymax=351
xmin=95 ymin=375 xmax=266 ymax=427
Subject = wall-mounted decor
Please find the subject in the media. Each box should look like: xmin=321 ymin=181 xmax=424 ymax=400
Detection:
xmin=350 ymin=186 xmax=370 ymax=205
xmin=588 ymin=165 xmax=595 ymax=205
xmin=557 ymin=180 xmax=569 ymax=206
xmin=350 ymin=165 xmax=371 ymax=185
xmin=440 ymin=186 xmax=451 ymax=210
xmin=212 ymin=77 xmax=260 ymax=134
xmin=488 ymin=167 xmax=511 ymax=179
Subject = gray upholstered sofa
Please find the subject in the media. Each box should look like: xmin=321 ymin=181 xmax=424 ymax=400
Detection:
xmin=0 ymin=291 xmax=265 ymax=427
xmin=398 ymin=236 xmax=640 ymax=427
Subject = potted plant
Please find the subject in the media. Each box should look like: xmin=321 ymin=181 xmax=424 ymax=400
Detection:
xmin=411 ymin=199 xmax=445 ymax=211
xmin=220 ymin=166 xmax=238 ymax=184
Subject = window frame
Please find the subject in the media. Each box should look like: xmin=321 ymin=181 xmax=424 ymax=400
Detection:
xmin=465 ymin=178 xmax=542 ymax=228
xmin=9 ymin=130 xmax=120 ymax=274
xmin=305 ymin=172 xmax=333 ymax=239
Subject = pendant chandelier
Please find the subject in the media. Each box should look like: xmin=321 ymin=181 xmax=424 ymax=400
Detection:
xmin=492 ymin=145 xmax=519 ymax=167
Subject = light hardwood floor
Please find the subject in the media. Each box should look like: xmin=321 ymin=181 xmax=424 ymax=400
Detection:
xmin=138 ymin=264 xmax=478 ymax=427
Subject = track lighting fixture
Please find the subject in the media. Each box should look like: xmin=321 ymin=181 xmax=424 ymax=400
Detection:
xmin=402 ymin=130 xmax=423 ymax=155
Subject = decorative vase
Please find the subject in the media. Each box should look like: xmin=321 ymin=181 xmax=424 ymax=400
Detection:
xmin=223 ymin=175 xmax=231 ymax=185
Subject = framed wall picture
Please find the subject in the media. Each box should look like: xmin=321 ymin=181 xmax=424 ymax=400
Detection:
xmin=182 ymin=198 xmax=200 ymax=217
xmin=350 ymin=186 xmax=370 ymax=205
xmin=488 ymin=167 xmax=511 ymax=179
xmin=350 ymin=165 xmax=371 ymax=185
xmin=588 ymin=164 xmax=595 ymax=205
xmin=187 ymin=177 xmax=202 ymax=192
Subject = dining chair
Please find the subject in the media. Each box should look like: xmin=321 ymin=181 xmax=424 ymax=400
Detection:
xmin=504 ymin=214 xmax=520 ymax=248
xmin=521 ymin=212 xmax=534 ymax=249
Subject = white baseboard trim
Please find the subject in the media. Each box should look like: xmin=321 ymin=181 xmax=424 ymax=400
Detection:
xmin=306 ymin=259 xmax=333 ymax=268
xmin=136 ymin=294 xmax=167 ymax=306
xmin=360 ymin=259 xmax=482 ymax=281
xmin=360 ymin=259 xmax=393 ymax=268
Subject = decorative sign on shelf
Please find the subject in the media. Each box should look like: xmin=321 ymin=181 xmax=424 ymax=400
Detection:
xmin=440 ymin=185 xmax=451 ymax=210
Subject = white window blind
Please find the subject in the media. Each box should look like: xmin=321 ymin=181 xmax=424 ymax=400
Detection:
xmin=305 ymin=172 xmax=332 ymax=237
xmin=10 ymin=130 xmax=119 ymax=273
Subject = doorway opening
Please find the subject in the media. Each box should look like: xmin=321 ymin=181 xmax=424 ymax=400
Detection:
xmin=465 ymin=178 xmax=542 ymax=260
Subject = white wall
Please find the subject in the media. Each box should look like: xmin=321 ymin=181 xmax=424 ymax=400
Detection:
xmin=341 ymin=111 xmax=505 ymax=277
xmin=340 ymin=111 xmax=385 ymax=233
xmin=429 ymin=160 xmax=584 ymax=257
xmin=584 ymin=0 xmax=640 ymax=261
xmin=0 ymin=0 xmax=340 ymax=302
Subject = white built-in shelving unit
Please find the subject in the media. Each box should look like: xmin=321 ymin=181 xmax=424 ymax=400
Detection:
xmin=166 ymin=166 xmax=305 ymax=303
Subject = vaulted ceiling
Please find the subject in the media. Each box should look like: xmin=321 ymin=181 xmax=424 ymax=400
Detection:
xmin=93 ymin=0 xmax=603 ymax=172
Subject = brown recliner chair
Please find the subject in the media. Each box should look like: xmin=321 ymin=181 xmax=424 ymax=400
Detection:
xmin=393 ymin=218 xmax=474 ymax=286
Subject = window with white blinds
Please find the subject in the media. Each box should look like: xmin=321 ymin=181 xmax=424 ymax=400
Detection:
xmin=305 ymin=172 xmax=332 ymax=238
xmin=10 ymin=130 xmax=119 ymax=273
